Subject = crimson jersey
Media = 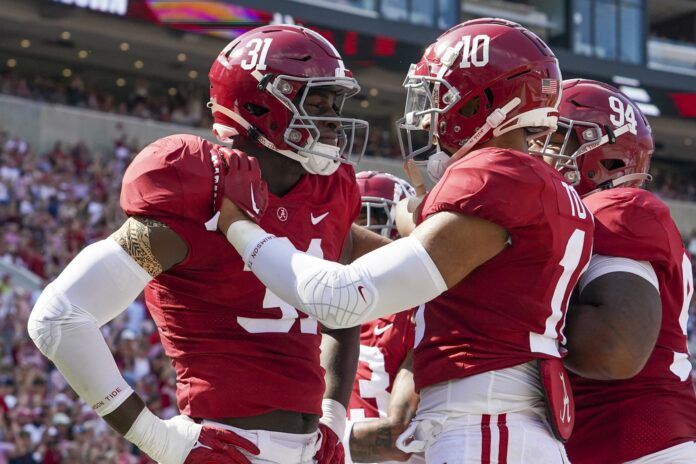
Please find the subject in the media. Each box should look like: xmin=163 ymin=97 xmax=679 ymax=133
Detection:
xmin=120 ymin=134 xmax=360 ymax=419
xmin=414 ymin=148 xmax=594 ymax=391
xmin=566 ymin=188 xmax=696 ymax=463
xmin=347 ymin=309 xmax=416 ymax=421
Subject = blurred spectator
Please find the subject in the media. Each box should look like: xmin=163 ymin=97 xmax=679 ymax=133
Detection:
xmin=688 ymin=230 xmax=696 ymax=257
xmin=648 ymin=161 xmax=696 ymax=202
xmin=0 ymin=69 xmax=211 ymax=129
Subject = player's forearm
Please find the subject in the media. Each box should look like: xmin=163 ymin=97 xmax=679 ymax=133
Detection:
xmin=225 ymin=220 xmax=446 ymax=329
xmin=320 ymin=326 xmax=360 ymax=408
xmin=349 ymin=352 xmax=418 ymax=462
xmin=349 ymin=419 xmax=411 ymax=462
xmin=344 ymin=224 xmax=392 ymax=263
xmin=104 ymin=394 xmax=148 ymax=435
xmin=318 ymin=326 xmax=358 ymax=444
xmin=394 ymin=197 xmax=418 ymax=237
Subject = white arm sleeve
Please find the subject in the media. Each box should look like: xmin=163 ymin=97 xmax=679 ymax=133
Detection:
xmin=27 ymin=239 xmax=152 ymax=416
xmin=578 ymin=254 xmax=660 ymax=294
xmin=226 ymin=221 xmax=447 ymax=329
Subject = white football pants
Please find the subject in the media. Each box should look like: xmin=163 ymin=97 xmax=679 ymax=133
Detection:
xmin=424 ymin=412 xmax=568 ymax=464
xmin=201 ymin=420 xmax=319 ymax=464
xmin=399 ymin=361 xmax=569 ymax=463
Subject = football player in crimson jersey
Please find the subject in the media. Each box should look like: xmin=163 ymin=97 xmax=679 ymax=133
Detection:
xmin=532 ymin=79 xmax=696 ymax=463
xmin=344 ymin=171 xmax=424 ymax=464
xmin=218 ymin=18 xmax=594 ymax=463
xmin=27 ymin=25 xmax=390 ymax=464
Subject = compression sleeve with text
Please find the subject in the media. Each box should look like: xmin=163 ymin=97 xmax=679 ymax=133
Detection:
xmin=226 ymin=221 xmax=447 ymax=329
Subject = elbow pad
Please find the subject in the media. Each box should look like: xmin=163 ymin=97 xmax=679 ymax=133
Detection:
xmin=27 ymin=239 xmax=151 ymax=415
xmin=233 ymin=221 xmax=447 ymax=329
xmin=295 ymin=236 xmax=446 ymax=327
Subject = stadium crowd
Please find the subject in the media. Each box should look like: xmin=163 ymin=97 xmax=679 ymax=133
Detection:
xmin=650 ymin=162 xmax=696 ymax=202
xmin=0 ymin=70 xmax=210 ymax=129
xmin=6 ymin=67 xmax=696 ymax=172
xmin=0 ymin=131 xmax=170 ymax=463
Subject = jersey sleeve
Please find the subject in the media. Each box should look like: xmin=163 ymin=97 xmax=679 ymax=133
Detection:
xmin=421 ymin=149 xmax=545 ymax=230
xmin=578 ymin=255 xmax=660 ymax=294
xmin=383 ymin=310 xmax=416 ymax=369
xmin=120 ymin=134 xmax=218 ymax=251
xmin=587 ymin=190 xmax=673 ymax=265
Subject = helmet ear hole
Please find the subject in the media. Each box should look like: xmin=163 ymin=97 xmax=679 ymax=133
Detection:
xmin=457 ymin=90 xmax=494 ymax=119
xmin=243 ymin=103 xmax=269 ymax=117
xmin=459 ymin=96 xmax=480 ymax=118
xmin=483 ymin=88 xmax=494 ymax=109
xmin=600 ymin=159 xmax=626 ymax=171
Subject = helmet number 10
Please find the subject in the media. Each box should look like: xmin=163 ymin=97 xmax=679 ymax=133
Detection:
xmin=459 ymin=35 xmax=490 ymax=68
xmin=241 ymin=38 xmax=273 ymax=71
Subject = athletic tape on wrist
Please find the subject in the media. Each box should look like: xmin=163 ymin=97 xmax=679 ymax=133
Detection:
xmin=320 ymin=398 xmax=347 ymax=442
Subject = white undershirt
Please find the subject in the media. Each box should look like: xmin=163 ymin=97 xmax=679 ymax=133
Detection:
xmin=578 ymin=255 xmax=659 ymax=294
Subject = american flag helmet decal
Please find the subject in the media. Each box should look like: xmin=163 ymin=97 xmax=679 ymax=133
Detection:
xmin=542 ymin=78 xmax=558 ymax=94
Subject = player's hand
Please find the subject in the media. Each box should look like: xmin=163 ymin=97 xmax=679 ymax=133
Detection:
xmin=218 ymin=148 xmax=269 ymax=224
xmin=183 ymin=423 xmax=260 ymax=464
xmin=126 ymin=412 xmax=260 ymax=464
xmin=403 ymin=160 xmax=427 ymax=215
xmin=396 ymin=161 xmax=427 ymax=237
xmin=403 ymin=160 xmax=427 ymax=197
xmin=314 ymin=423 xmax=345 ymax=464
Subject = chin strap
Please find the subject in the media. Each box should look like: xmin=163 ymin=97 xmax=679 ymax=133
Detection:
xmin=450 ymin=97 xmax=522 ymax=163
xmin=574 ymin=124 xmax=632 ymax=158
xmin=582 ymin=173 xmax=653 ymax=197
xmin=426 ymin=97 xmax=522 ymax=181
xmin=209 ymin=100 xmax=306 ymax=162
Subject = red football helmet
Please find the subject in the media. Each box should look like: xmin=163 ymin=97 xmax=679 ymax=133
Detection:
xmin=208 ymin=25 xmax=368 ymax=176
xmin=396 ymin=18 xmax=561 ymax=180
xmin=356 ymin=171 xmax=415 ymax=238
xmin=535 ymin=79 xmax=654 ymax=196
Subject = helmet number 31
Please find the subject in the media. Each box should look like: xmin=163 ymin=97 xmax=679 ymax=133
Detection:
xmin=459 ymin=35 xmax=490 ymax=68
xmin=241 ymin=38 xmax=273 ymax=71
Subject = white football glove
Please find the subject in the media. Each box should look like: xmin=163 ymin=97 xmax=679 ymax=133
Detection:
xmin=125 ymin=409 xmax=259 ymax=464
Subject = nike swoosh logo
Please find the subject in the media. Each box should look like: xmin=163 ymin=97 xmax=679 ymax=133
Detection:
xmin=357 ymin=285 xmax=367 ymax=303
xmin=191 ymin=441 xmax=213 ymax=451
xmin=374 ymin=323 xmax=393 ymax=336
xmin=310 ymin=211 xmax=329 ymax=225
xmin=250 ymin=185 xmax=260 ymax=215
